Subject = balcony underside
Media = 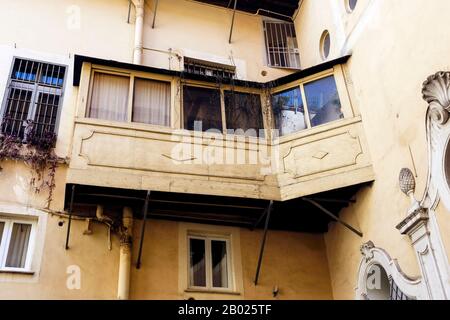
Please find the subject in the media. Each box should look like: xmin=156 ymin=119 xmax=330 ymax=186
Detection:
xmin=64 ymin=183 xmax=368 ymax=234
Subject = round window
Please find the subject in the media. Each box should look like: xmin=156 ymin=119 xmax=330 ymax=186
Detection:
xmin=320 ymin=30 xmax=331 ymax=60
xmin=346 ymin=0 xmax=358 ymax=12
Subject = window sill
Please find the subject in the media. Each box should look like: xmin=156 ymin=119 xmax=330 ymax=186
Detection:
xmin=185 ymin=288 xmax=241 ymax=296
xmin=0 ymin=269 xmax=35 ymax=275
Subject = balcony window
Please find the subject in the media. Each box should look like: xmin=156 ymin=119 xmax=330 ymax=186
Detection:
xmin=224 ymin=91 xmax=264 ymax=137
xmin=304 ymin=76 xmax=343 ymax=127
xmin=1 ymin=58 xmax=66 ymax=139
xmin=272 ymin=87 xmax=307 ymax=136
xmin=87 ymin=70 xmax=172 ymax=127
xmin=183 ymin=85 xmax=222 ymax=132
xmin=133 ymin=78 xmax=171 ymax=126
xmin=272 ymin=74 xmax=344 ymax=136
xmin=88 ymin=73 xmax=129 ymax=122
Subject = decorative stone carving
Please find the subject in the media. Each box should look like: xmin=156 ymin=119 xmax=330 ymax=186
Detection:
xmin=360 ymin=241 xmax=375 ymax=262
xmin=422 ymin=71 xmax=450 ymax=125
xmin=399 ymin=168 xmax=416 ymax=196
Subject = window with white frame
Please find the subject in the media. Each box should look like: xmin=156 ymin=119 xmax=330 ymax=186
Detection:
xmin=0 ymin=58 xmax=66 ymax=140
xmin=0 ymin=217 xmax=36 ymax=271
xmin=263 ymin=20 xmax=301 ymax=69
xmin=87 ymin=70 xmax=171 ymax=127
xmin=188 ymin=234 xmax=232 ymax=291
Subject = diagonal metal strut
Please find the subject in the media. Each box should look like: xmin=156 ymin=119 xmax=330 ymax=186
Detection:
xmin=302 ymin=198 xmax=363 ymax=237
xmin=136 ymin=190 xmax=151 ymax=269
xmin=254 ymin=200 xmax=274 ymax=285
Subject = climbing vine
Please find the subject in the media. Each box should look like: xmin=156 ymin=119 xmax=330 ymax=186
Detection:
xmin=0 ymin=118 xmax=60 ymax=208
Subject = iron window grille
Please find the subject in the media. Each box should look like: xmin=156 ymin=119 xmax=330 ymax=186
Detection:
xmin=0 ymin=58 xmax=66 ymax=140
xmin=184 ymin=57 xmax=236 ymax=79
xmin=263 ymin=20 xmax=301 ymax=69
xmin=389 ymin=277 xmax=415 ymax=300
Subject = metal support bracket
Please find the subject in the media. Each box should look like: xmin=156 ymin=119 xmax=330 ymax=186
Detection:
xmin=254 ymin=200 xmax=273 ymax=285
xmin=303 ymin=198 xmax=363 ymax=237
xmin=65 ymin=185 xmax=76 ymax=250
xmin=136 ymin=190 xmax=151 ymax=269
xmin=228 ymin=0 xmax=238 ymax=43
xmin=152 ymin=0 xmax=159 ymax=29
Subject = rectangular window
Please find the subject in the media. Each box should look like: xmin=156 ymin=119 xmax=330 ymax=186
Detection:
xmin=188 ymin=235 xmax=231 ymax=290
xmin=0 ymin=217 xmax=35 ymax=271
xmin=272 ymin=87 xmax=306 ymax=136
xmin=263 ymin=21 xmax=300 ymax=69
xmin=88 ymin=72 xmax=130 ymax=122
xmin=133 ymin=78 xmax=171 ymax=126
xmin=183 ymin=85 xmax=222 ymax=132
xmin=304 ymin=76 xmax=343 ymax=127
xmin=224 ymin=91 xmax=264 ymax=137
xmin=87 ymin=71 xmax=172 ymax=127
xmin=272 ymin=75 xmax=344 ymax=136
xmin=1 ymin=58 xmax=66 ymax=139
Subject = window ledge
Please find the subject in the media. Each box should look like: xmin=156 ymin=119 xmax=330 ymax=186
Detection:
xmin=0 ymin=269 xmax=35 ymax=275
xmin=185 ymin=288 xmax=241 ymax=296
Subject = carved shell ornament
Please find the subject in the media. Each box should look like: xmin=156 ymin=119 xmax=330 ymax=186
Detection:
xmin=360 ymin=241 xmax=375 ymax=262
xmin=422 ymin=71 xmax=450 ymax=124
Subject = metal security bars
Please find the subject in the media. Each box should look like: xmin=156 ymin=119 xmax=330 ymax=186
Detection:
xmin=184 ymin=57 xmax=236 ymax=79
xmin=389 ymin=277 xmax=415 ymax=300
xmin=263 ymin=21 xmax=300 ymax=69
xmin=1 ymin=58 xmax=66 ymax=140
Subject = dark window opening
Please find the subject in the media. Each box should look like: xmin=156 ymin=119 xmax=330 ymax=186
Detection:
xmin=224 ymin=91 xmax=264 ymax=137
xmin=263 ymin=21 xmax=300 ymax=69
xmin=183 ymin=85 xmax=222 ymax=132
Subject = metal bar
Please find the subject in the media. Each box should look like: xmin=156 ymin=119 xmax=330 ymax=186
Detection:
xmin=127 ymin=0 xmax=132 ymax=23
xmin=307 ymin=197 xmax=356 ymax=204
xmin=302 ymin=198 xmax=363 ymax=237
xmin=252 ymin=201 xmax=270 ymax=229
xmin=152 ymin=0 xmax=159 ymax=29
xmin=254 ymin=200 xmax=273 ymax=285
xmin=228 ymin=0 xmax=238 ymax=43
xmin=65 ymin=185 xmax=76 ymax=250
xmin=136 ymin=190 xmax=151 ymax=269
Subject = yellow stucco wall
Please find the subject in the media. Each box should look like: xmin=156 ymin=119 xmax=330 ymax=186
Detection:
xmin=294 ymin=0 xmax=450 ymax=299
xmin=0 ymin=217 xmax=332 ymax=299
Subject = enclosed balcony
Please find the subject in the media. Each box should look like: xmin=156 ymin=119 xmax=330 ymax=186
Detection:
xmin=67 ymin=54 xmax=373 ymax=201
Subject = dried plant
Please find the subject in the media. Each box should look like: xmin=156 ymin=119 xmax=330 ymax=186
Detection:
xmin=0 ymin=118 xmax=59 ymax=208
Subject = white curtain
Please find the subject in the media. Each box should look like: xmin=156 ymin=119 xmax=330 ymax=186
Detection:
xmin=6 ymin=223 xmax=31 ymax=268
xmin=133 ymin=78 xmax=171 ymax=126
xmin=88 ymin=73 xmax=130 ymax=122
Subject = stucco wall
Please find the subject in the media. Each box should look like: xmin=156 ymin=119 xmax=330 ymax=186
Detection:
xmin=294 ymin=0 xmax=450 ymax=299
xmin=0 ymin=217 xmax=332 ymax=299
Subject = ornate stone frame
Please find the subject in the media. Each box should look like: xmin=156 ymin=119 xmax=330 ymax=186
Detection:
xmin=355 ymin=241 xmax=424 ymax=300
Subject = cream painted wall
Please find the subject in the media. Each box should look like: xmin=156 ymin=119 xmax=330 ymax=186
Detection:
xmin=0 ymin=217 xmax=332 ymax=299
xmin=294 ymin=0 xmax=450 ymax=299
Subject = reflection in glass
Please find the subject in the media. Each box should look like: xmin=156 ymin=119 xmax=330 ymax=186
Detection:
xmin=183 ymin=86 xmax=222 ymax=132
xmin=189 ymin=238 xmax=206 ymax=287
xmin=0 ymin=222 xmax=4 ymax=247
xmin=304 ymin=76 xmax=343 ymax=127
xmin=224 ymin=91 xmax=264 ymax=137
xmin=272 ymin=87 xmax=307 ymax=136
xmin=211 ymin=240 xmax=228 ymax=288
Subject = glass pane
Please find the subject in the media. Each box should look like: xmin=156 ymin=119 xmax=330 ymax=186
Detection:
xmin=34 ymin=92 xmax=60 ymax=138
xmin=183 ymin=86 xmax=222 ymax=132
xmin=12 ymin=59 xmax=39 ymax=83
xmin=272 ymin=87 xmax=306 ymax=136
xmin=304 ymin=76 xmax=343 ymax=127
xmin=133 ymin=78 xmax=171 ymax=126
xmin=0 ymin=222 xmax=4 ymax=247
xmin=211 ymin=240 xmax=228 ymax=288
xmin=6 ymin=223 xmax=32 ymax=269
xmin=88 ymin=73 xmax=130 ymax=122
xmin=189 ymin=238 xmax=206 ymax=287
xmin=224 ymin=91 xmax=264 ymax=137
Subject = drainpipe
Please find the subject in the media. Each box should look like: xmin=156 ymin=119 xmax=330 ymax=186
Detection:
xmin=132 ymin=0 xmax=145 ymax=64
xmin=117 ymin=207 xmax=134 ymax=300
